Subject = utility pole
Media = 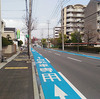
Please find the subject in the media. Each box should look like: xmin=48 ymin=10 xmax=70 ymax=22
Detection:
xmin=77 ymin=21 xmax=80 ymax=53
xmin=61 ymin=0 xmax=64 ymax=50
xmin=28 ymin=0 xmax=32 ymax=59
xmin=53 ymin=27 xmax=55 ymax=39
xmin=41 ymin=29 xmax=43 ymax=39
xmin=25 ymin=0 xmax=30 ymax=58
xmin=47 ymin=20 xmax=50 ymax=48
xmin=0 ymin=0 xmax=2 ymax=62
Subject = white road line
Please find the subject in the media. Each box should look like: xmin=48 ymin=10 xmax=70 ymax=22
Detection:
xmin=58 ymin=72 xmax=87 ymax=99
xmin=45 ymin=58 xmax=50 ymax=63
xmin=55 ymin=53 xmax=60 ymax=56
xmin=67 ymin=57 xmax=82 ymax=62
xmin=39 ymin=53 xmax=42 ymax=56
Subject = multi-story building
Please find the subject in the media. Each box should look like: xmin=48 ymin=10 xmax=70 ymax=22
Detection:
xmin=54 ymin=27 xmax=61 ymax=38
xmin=62 ymin=4 xmax=86 ymax=40
xmin=84 ymin=0 xmax=100 ymax=43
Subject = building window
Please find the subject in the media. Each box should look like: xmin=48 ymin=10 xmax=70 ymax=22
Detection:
xmin=97 ymin=29 xmax=100 ymax=32
xmin=66 ymin=32 xmax=69 ymax=35
xmin=98 ymin=3 xmax=100 ymax=10
xmin=67 ymin=36 xmax=69 ymax=39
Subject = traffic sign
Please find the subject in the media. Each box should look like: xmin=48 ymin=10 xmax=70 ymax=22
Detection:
xmin=26 ymin=34 xmax=29 ymax=38
xmin=31 ymin=48 xmax=86 ymax=99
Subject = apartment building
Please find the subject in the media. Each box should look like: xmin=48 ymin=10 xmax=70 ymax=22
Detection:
xmin=62 ymin=4 xmax=86 ymax=40
xmin=54 ymin=27 xmax=61 ymax=38
xmin=84 ymin=0 xmax=100 ymax=43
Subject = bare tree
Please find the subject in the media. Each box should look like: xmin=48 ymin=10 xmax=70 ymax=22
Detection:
xmin=22 ymin=0 xmax=38 ymax=58
xmin=84 ymin=25 xmax=98 ymax=45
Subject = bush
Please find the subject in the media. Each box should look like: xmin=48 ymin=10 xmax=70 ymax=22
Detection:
xmin=18 ymin=40 xmax=23 ymax=46
xmin=41 ymin=39 xmax=47 ymax=48
xmin=2 ymin=37 xmax=13 ymax=47
xmin=64 ymin=46 xmax=100 ymax=54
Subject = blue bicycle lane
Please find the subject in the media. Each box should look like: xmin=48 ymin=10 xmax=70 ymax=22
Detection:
xmin=31 ymin=48 xmax=86 ymax=99
xmin=46 ymin=48 xmax=100 ymax=60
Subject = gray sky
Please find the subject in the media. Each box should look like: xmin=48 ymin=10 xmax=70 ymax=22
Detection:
xmin=1 ymin=0 xmax=90 ymax=39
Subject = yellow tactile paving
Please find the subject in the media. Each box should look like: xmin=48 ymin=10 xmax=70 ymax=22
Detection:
xmin=5 ymin=67 xmax=28 ymax=69
xmin=13 ymin=59 xmax=28 ymax=61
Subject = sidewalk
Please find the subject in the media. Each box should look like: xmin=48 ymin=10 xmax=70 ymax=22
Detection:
xmin=0 ymin=49 xmax=34 ymax=99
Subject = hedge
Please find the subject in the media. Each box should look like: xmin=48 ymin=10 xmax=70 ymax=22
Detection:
xmin=64 ymin=46 xmax=100 ymax=54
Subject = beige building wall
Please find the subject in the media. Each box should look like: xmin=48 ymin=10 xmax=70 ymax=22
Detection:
xmin=2 ymin=31 xmax=15 ymax=40
xmin=63 ymin=7 xmax=67 ymax=35
xmin=3 ymin=45 xmax=16 ymax=54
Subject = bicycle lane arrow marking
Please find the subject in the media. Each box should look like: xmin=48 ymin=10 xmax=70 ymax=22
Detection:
xmin=55 ymin=84 xmax=68 ymax=99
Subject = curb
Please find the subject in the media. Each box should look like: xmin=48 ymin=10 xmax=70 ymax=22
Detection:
xmin=31 ymin=59 xmax=40 ymax=99
xmin=31 ymin=51 xmax=45 ymax=99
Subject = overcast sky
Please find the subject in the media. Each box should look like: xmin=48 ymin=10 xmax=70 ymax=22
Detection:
xmin=1 ymin=0 xmax=90 ymax=39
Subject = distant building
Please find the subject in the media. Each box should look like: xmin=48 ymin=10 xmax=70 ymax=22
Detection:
xmin=62 ymin=4 xmax=86 ymax=40
xmin=54 ymin=27 xmax=61 ymax=38
xmin=3 ymin=27 xmax=17 ymax=40
xmin=84 ymin=0 xmax=100 ymax=43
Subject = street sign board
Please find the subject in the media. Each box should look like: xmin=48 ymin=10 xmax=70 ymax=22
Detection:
xmin=17 ymin=29 xmax=20 ymax=39
xmin=26 ymin=34 xmax=29 ymax=38
xmin=31 ymin=48 xmax=86 ymax=99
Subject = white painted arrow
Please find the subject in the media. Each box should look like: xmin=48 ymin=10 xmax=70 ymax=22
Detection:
xmin=55 ymin=85 xmax=68 ymax=99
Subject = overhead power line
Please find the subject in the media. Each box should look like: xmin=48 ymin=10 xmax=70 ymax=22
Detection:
xmin=2 ymin=10 xmax=25 ymax=11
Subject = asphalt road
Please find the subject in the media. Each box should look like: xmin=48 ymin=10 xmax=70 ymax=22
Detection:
xmin=34 ymin=47 xmax=100 ymax=99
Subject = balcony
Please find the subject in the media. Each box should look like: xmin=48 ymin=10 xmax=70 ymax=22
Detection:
xmin=67 ymin=9 xmax=74 ymax=12
xmin=77 ymin=14 xmax=84 ymax=17
xmin=67 ymin=18 xmax=74 ymax=22
xmin=67 ymin=24 xmax=73 ymax=27
xmin=97 ymin=25 xmax=100 ymax=29
xmin=67 ymin=13 xmax=73 ymax=17
xmin=74 ymin=9 xmax=84 ymax=12
xmin=67 ymin=28 xmax=73 ymax=32
xmin=67 ymin=9 xmax=84 ymax=13
xmin=80 ymin=32 xmax=84 ymax=35
xmin=72 ymin=14 xmax=84 ymax=18
xmin=97 ymin=16 xmax=100 ymax=20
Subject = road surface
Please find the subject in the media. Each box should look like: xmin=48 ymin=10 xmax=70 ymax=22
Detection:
xmin=34 ymin=47 xmax=100 ymax=99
